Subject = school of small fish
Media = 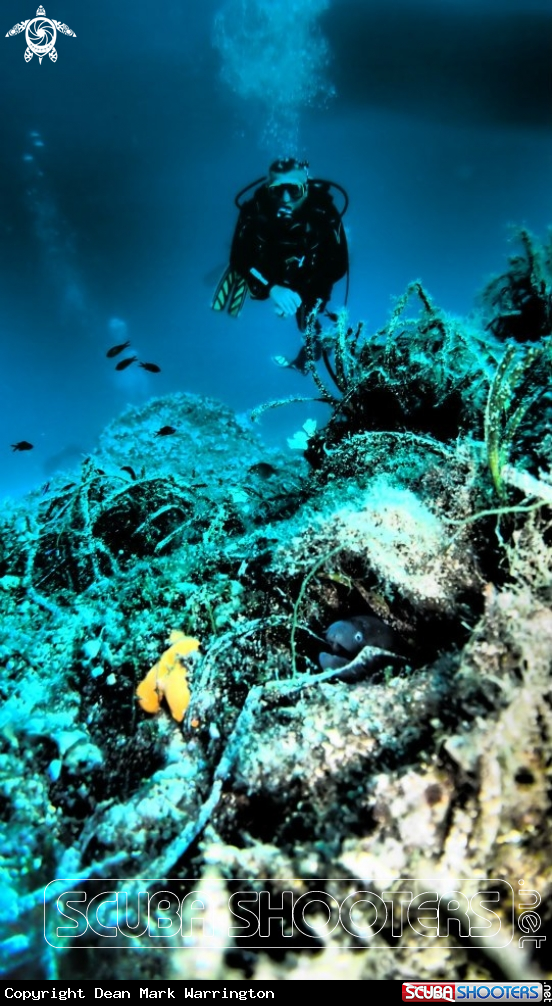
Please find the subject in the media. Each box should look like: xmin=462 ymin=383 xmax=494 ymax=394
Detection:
xmin=107 ymin=340 xmax=161 ymax=374
xmin=9 ymin=342 xmax=163 ymax=453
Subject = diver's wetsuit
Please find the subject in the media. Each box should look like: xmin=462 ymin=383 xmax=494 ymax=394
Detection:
xmin=230 ymin=181 xmax=348 ymax=352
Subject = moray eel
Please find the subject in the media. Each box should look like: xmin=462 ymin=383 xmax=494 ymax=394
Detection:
xmin=319 ymin=614 xmax=404 ymax=677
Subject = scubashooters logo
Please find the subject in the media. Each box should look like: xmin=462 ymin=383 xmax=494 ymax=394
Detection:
xmin=402 ymin=984 xmax=543 ymax=1001
xmin=517 ymin=879 xmax=546 ymax=950
xmin=5 ymin=5 xmax=76 ymax=63
xmin=44 ymin=878 xmax=516 ymax=950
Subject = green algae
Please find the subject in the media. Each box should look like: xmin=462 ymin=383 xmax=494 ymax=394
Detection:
xmin=1 ymin=237 xmax=551 ymax=981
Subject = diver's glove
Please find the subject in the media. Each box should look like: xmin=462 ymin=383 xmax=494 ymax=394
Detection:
xmin=269 ymin=285 xmax=302 ymax=318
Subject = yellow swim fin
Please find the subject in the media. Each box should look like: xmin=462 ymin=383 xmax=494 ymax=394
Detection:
xmin=211 ymin=266 xmax=248 ymax=318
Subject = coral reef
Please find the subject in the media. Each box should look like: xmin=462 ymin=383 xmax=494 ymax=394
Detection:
xmin=1 ymin=232 xmax=551 ymax=981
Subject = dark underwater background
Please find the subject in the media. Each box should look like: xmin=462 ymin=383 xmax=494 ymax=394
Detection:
xmin=1 ymin=0 xmax=550 ymax=500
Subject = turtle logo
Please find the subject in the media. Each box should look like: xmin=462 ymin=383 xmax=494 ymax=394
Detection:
xmin=5 ymin=5 xmax=76 ymax=64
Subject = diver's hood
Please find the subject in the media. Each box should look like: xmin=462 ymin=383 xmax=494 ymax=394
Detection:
xmin=267 ymin=165 xmax=309 ymax=189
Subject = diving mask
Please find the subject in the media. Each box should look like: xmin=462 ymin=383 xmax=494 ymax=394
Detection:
xmin=268 ymin=181 xmax=307 ymax=202
xmin=267 ymin=160 xmax=309 ymax=207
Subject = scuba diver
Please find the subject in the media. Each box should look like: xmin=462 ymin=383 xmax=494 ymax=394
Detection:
xmin=212 ymin=158 xmax=349 ymax=373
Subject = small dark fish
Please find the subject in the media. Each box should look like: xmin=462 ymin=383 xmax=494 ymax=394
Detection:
xmin=106 ymin=340 xmax=131 ymax=358
xmin=11 ymin=441 xmax=33 ymax=451
xmin=41 ymin=481 xmax=51 ymax=494
xmin=139 ymin=362 xmax=161 ymax=373
xmin=115 ymin=355 xmax=138 ymax=371
xmin=248 ymin=462 xmax=278 ymax=479
xmin=154 ymin=425 xmax=176 ymax=437
xmin=325 ymin=310 xmax=339 ymax=322
xmin=319 ymin=615 xmax=405 ymax=674
xmin=121 ymin=465 xmax=137 ymax=479
xmin=60 ymin=482 xmax=76 ymax=491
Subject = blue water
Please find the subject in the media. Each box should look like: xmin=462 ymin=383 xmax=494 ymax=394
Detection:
xmin=0 ymin=0 xmax=550 ymax=500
